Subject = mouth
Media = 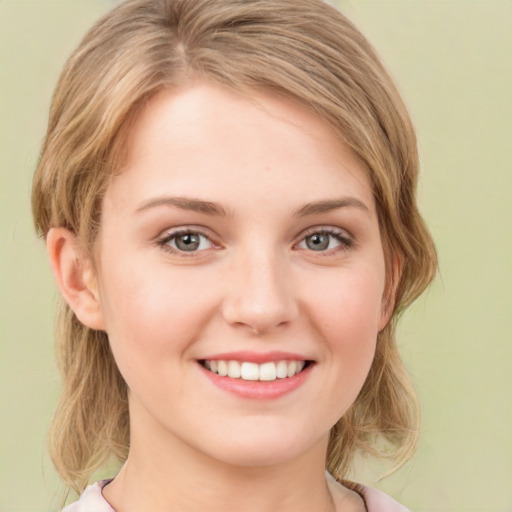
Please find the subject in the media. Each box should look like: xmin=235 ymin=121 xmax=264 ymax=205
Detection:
xmin=199 ymin=359 xmax=313 ymax=382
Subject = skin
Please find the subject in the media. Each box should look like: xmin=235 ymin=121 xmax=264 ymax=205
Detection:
xmin=48 ymin=82 xmax=393 ymax=512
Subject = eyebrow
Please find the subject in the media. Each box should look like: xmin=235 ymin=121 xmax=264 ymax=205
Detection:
xmin=136 ymin=196 xmax=229 ymax=216
xmin=294 ymin=197 xmax=370 ymax=217
xmin=135 ymin=195 xmax=370 ymax=217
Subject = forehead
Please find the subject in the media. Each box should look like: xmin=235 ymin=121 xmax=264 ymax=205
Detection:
xmin=104 ymin=82 xmax=375 ymax=218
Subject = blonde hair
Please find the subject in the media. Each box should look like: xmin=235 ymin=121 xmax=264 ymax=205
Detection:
xmin=32 ymin=0 xmax=437 ymax=494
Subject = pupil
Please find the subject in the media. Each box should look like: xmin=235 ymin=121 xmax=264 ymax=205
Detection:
xmin=307 ymin=234 xmax=329 ymax=251
xmin=176 ymin=233 xmax=200 ymax=251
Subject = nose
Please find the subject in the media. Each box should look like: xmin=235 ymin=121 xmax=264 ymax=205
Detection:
xmin=221 ymin=248 xmax=298 ymax=335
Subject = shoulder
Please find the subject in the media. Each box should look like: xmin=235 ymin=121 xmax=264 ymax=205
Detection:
xmin=327 ymin=473 xmax=411 ymax=512
xmin=61 ymin=481 xmax=115 ymax=512
xmin=62 ymin=478 xmax=410 ymax=512
xmin=356 ymin=483 xmax=412 ymax=512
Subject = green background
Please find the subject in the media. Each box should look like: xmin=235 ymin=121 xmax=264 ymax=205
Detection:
xmin=1 ymin=1 xmax=510 ymax=511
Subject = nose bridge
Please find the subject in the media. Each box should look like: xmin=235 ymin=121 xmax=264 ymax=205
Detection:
xmin=222 ymin=241 xmax=297 ymax=334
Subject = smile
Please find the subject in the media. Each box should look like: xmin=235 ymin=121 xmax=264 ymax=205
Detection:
xmin=201 ymin=360 xmax=309 ymax=382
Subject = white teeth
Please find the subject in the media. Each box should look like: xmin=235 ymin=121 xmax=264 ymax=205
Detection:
xmin=204 ymin=359 xmax=307 ymax=381
xmin=287 ymin=361 xmax=297 ymax=378
xmin=227 ymin=360 xmax=241 ymax=378
xmin=240 ymin=362 xmax=259 ymax=381
xmin=259 ymin=362 xmax=276 ymax=381
xmin=276 ymin=360 xmax=288 ymax=378
xmin=217 ymin=360 xmax=228 ymax=377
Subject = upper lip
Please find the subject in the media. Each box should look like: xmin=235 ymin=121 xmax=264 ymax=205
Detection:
xmin=199 ymin=351 xmax=312 ymax=364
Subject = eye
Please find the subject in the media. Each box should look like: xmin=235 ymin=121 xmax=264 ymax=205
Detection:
xmin=157 ymin=230 xmax=214 ymax=253
xmin=297 ymin=229 xmax=352 ymax=252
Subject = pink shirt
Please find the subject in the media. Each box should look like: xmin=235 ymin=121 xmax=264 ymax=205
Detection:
xmin=63 ymin=479 xmax=411 ymax=511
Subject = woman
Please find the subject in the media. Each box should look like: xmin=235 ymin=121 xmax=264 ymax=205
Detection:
xmin=32 ymin=0 xmax=437 ymax=510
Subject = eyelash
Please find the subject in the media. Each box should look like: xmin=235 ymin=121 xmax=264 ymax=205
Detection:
xmin=156 ymin=227 xmax=353 ymax=257
xmin=298 ymin=227 xmax=353 ymax=255
xmin=156 ymin=228 xmax=216 ymax=257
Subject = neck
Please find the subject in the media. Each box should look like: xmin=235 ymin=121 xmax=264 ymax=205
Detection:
xmin=103 ymin=419 xmax=336 ymax=512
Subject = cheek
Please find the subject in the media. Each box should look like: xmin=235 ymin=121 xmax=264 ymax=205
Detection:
xmin=308 ymin=265 xmax=385 ymax=334
xmin=97 ymin=256 xmax=219 ymax=365
xmin=304 ymin=266 xmax=384 ymax=385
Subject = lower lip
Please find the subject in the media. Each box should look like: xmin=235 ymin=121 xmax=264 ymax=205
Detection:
xmin=198 ymin=363 xmax=313 ymax=400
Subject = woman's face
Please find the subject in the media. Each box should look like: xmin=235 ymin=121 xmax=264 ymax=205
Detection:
xmin=93 ymin=82 xmax=389 ymax=468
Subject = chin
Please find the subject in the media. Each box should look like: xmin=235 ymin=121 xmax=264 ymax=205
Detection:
xmin=196 ymin=424 xmax=327 ymax=469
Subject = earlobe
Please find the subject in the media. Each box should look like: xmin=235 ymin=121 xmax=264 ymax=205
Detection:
xmin=46 ymin=227 xmax=106 ymax=331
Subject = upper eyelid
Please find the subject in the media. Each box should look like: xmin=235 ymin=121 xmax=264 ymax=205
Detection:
xmin=298 ymin=225 xmax=353 ymax=241
xmin=156 ymin=225 xmax=216 ymax=241
xmin=155 ymin=228 xmax=215 ymax=250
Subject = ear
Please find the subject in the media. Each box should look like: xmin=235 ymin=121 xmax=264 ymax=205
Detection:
xmin=46 ymin=227 xmax=106 ymax=330
xmin=378 ymin=254 xmax=402 ymax=331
